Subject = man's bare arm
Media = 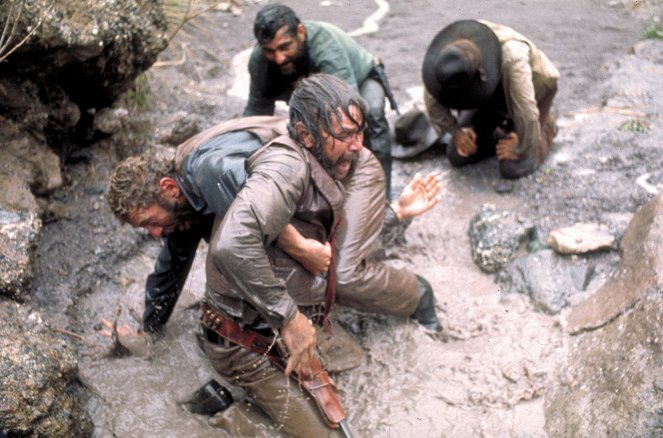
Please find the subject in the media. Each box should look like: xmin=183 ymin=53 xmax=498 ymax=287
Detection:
xmin=278 ymin=224 xmax=331 ymax=275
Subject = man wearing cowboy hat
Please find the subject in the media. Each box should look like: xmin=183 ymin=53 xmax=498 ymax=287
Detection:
xmin=421 ymin=19 xmax=559 ymax=179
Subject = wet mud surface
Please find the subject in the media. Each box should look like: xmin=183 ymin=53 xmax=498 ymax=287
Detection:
xmin=32 ymin=0 xmax=663 ymax=436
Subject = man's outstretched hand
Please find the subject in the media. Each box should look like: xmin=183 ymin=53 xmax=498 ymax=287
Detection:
xmin=99 ymin=318 xmax=153 ymax=356
xmin=391 ymin=171 xmax=443 ymax=221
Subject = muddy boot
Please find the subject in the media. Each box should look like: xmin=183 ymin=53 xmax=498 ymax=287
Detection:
xmin=179 ymin=379 xmax=234 ymax=416
xmin=410 ymin=275 xmax=442 ymax=332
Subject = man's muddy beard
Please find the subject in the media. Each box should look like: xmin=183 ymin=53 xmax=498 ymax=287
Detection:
xmin=313 ymin=146 xmax=359 ymax=181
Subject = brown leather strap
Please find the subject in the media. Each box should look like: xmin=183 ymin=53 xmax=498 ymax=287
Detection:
xmin=201 ymin=303 xmax=278 ymax=357
xmin=318 ymin=216 xmax=341 ymax=335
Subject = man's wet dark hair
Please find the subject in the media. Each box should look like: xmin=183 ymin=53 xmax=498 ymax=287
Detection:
xmin=253 ymin=4 xmax=301 ymax=45
xmin=288 ymin=74 xmax=368 ymax=153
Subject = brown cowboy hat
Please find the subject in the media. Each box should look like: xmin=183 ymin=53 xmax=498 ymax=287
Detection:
xmin=390 ymin=109 xmax=441 ymax=159
xmin=422 ymin=20 xmax=502 ymax=109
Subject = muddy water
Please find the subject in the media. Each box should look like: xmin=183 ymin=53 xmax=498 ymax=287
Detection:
xmin=78 ymin=156 xmax=563 ymax=437
xmin=74 ymin=0 xmax=659 ymax=436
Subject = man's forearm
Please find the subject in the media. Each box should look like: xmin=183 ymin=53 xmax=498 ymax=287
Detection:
xmin=143 ymin=231 xmax=201 ymax=332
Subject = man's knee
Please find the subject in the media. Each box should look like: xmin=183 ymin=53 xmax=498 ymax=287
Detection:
xmin=446 ymin=142 xmax=479 ymax=167
xmin=205 ymin=341 xmax=339 ymax=437
xmin=499 ymin=155 xmax=536 ymax=179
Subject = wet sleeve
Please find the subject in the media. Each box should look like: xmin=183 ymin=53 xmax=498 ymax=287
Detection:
xmin=189 ymin=132 xmax=262 ymax=217
xmin=209 ymin=145 xmax=307 ymax=329
xmin=142 ymin=228 xmax=203 ymax=333
xmin=502 ymin=40 xmax=541 ymax=155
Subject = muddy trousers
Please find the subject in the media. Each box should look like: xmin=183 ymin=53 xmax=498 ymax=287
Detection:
xmin=447 ymin=84 xmax=558 ymax=179
xmin=359 ymin=77 xmax=393 ymax=199
xmin=335 ymin=149 xmax=421 ymax=317
xmin=204 ymin=338 xmax=342 ymax=438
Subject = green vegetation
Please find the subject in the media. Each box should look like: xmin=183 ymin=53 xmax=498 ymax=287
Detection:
xmin=124 ymin=74 xmax=151 ymax=111
xmin=642 ymin=23 xmax=663 ymax=40
xmin=619 ymin=119 xmax=650 ymax=133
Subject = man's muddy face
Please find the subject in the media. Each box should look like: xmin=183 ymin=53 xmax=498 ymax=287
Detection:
xmin=261 ymin=25 xmax=306 ymax=76
xmin=127 ymin=199 xmax=195 ymax=238
xmin=318 ymin=105 xmax=365 ymax=180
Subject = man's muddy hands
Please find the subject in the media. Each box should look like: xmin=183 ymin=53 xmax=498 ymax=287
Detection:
xmin=392 ymin=171 xmax=443 ymax=221
xmin=100 ymin=318 xmax=153 ymax=356
xmin=278 ymin=224 xmax=331 ymax=275
xmin=452 ymin=127 xmax=478 ymax=157
xmin=280 ymin=310 xmax=317 ymax=378
xmin=496 ymin=132 xmax=519 ymax=160
xmin=100 ymin=318 xmax=142 ymax=337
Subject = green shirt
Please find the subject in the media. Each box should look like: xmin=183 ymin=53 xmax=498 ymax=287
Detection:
xmin=243 ymin=20 xmax=374 ymax=116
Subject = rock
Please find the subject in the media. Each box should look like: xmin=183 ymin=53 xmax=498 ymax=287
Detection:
xmin=547 ymin=222 xmax=615 ymax=254
xmin=546 ymin=194 xmax=663 ymax=436
xmin=0 ymin=209 xmax=41 ymax=301
xmin=155 ymin=112 xmax=201 ymax=146
xmin=0 ymin=0 xmax=168 ymax=187
xmin=566 ymin=193 xmax=663 ymax=334
xmin=0 ymin=116 xmax=63 ymax=212
xmin=545 ymin=288 xmax=663 ymax=437
xmin=94 ymin=106 xmax=130 ymax=134
xmin=468 ymin=204 xmax=534 ymax=273
xmin=0 ymin=300 xmax=93 ymax=437
xmin=497 ymin=249 xmax=593 ymax=314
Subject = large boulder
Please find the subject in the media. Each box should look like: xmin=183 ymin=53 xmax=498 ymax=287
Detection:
xmin=0 ymin=0 xmax=167 ymax=213
xmin=0 ymin=1 xmax=168 ymax=435
xmin=0 ymin=300 xmax=93 ymax=437
xmin=0 ymin=209 xmax=41 ymax=301
xmin=566 ymin=193 xmax=663 ymax=334
xmin=544 ymin=194 xmax=663 ymax=436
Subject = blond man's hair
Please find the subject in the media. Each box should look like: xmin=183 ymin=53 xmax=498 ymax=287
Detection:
xmin=107 ymin=152 xmax=175 ymax=223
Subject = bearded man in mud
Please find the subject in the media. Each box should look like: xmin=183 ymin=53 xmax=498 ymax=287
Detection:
xmin=244 ymin=3 xmax=398 ymax=200
xmin=199 ymin=73 xmax=438 ymax=436
xmin=108 ymin=78 xmax=443 ymax=347
xmin=420 ymin=19 xmax=559 ymax=186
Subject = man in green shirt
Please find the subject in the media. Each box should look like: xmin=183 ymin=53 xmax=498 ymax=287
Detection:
xmin=243 ymin=3 xmax=397 ymax=198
